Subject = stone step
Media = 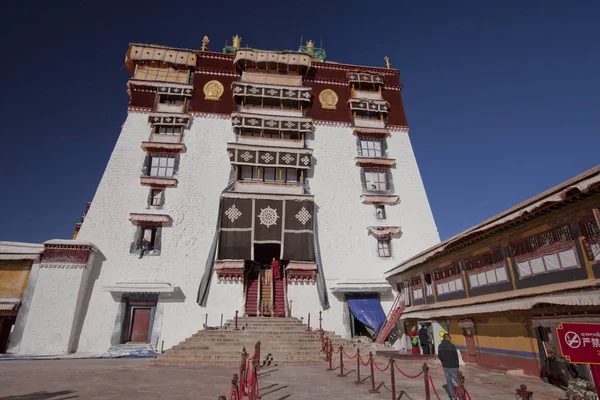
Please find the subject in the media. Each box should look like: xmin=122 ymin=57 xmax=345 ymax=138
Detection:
xmin=158 ymin=354 xmax=325 ymax=362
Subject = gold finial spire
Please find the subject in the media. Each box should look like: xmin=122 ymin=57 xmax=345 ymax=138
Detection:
xmin=232 ymin=35 xmax=242 ymax=49
xmin=384 ymin=56 xmax=391 ymax=69
xmin=201 ymin=35 xmax=210 ymax=52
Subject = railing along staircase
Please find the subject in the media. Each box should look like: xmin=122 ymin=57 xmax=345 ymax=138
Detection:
xmin=375 ymin=294 xmax=405 ymax=344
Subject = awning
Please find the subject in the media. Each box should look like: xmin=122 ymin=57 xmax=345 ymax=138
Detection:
xmin=331 ymin=281 xmax=392 ymax=294
xmin=0 ymin=254 xmax=40 ymax=261
xmin=234 ymin=50 xmax=311 ymax=70
xmin=129 ymin=213 xmax=171 ymax=224
xmin=102 ymin=282 xmax=176 ymax=294
xmin=286 ymin=262 xmax=317 ymax=271
xmin=355 ymin=157 xmax=396 ymax=168
xmin=231 ymin=112 xmax=313 ymax=132
xmin=232 ymin=82 xmax=312 ymax=102
xmin=141 ymin=142 xmax=185 ymax=153
xmin=128 ymin=80 xmax=194 ymax=97
xmin=127 ymin=45 xmax=196 ymax=71
xmin=400 ymin=291 xmax=600 ymax=320
xmin=0 ymin=302 xmax=19 ymax=311
xmin=353 ymin=128 xmax=390 ymax=137
xmin=347 ymin=296 xmax=387 ymax=338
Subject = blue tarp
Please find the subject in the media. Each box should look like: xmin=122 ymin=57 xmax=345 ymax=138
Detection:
xmin=347 ymin=296 xmax=387 ymax=339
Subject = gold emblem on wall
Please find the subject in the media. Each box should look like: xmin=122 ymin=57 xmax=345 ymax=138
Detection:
xmin=203 ymin=80 xmax=224 ymax=101
xmin=319 ymin=89 xmax=338 ymax=110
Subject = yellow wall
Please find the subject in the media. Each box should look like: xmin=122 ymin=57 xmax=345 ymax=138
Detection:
xmin=474 ymin=316 xmax=538 ymax=354
xmin=448 ymin=319 xmax=466 ymax=346
xmin=0 ymin=260 xmax=32 ymax=299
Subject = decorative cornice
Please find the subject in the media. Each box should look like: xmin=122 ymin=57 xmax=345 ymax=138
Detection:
xmin=194 ymin=69 xmax=239 ymax=78
xmin=129 ymin=213 xmax=171 ymax=225
xmin=148 ymin=113 xmax=190 ymax=126
xmin=197 ymin=52 xmax=235 ymax=61
xmin=367 ymin=226 xmax=402 ymax=238
xmin=312 ymin=120 xmax=352 ymax=128
xmin=312 ymin=61 xmax=399 ymax=76
xmin=215 ymin=260 xmax=244 ymax=284
xmin=388 ymin=125 xmax=409 ymax=133
xmin=128 ymin=107 xmax=153 ymax=113
xmin=40 ymin=262 xmax=87 ymax=269
xmin=360 ymin=194 xmax=400 ymax=205
xmin=190 ymin=112 xmax=231 ymax=119
xmin=304 ymin=78 xmax=346 ymax=86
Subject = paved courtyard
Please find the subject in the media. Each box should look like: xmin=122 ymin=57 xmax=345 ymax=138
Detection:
xmin=0 ymin=358 xmax=566 ymax=400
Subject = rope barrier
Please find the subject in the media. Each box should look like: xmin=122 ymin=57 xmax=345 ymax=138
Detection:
xmin=342 ymin=348 xmax=358 ymax=359
xmin=359 ymin=354 xmax=370 ymax=366
xmin=429 ymin=376 xmax=442 ymax=400
xmin=373 ymin=358 xmax=390 ymax=372
xmin=394 ymin=362 xmax=424 ymax=379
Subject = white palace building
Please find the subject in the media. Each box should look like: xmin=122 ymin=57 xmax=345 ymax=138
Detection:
xmin=0 ymin=37 xmax=439 ymax=356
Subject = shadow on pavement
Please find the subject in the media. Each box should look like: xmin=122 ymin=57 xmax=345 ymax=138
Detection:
xmin=0 ymin=391 xmax=78 ymax=400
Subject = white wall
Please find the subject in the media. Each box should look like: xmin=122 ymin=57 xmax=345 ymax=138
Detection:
xmin=17 ymin=266 xmax=88 ymax=355
xmin=74 ymin=113 xmax=240 ymax=353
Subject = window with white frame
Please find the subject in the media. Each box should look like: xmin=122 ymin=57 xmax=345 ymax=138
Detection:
xmin=378 ymin=239 xmax=391 ymax=257
xmin=411 ymin=277 xmax=423 ymax=300
xmin=365 ymin=170 xmax=388 ymax=191
xmin=465 ymin=249 xmax=510 ymax=288
xmin=434 ymin=264 xmax=464 ymax=296
xmin=150 ymin=189 xmax=163 ymax=207
xmin=511 ymin=225 xmax=579 ymax=278
xmin=150 ymin=156 xmax=176 ymax=178
xmin=154 ymin=125 xmax=182 ymax=135
xmin=360 ymin=139 xmax=383 ymax=158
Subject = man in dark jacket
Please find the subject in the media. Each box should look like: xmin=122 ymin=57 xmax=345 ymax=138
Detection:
xmin=419 ymin=324 xmax=431 ymax=354
xmin=438 ymin=333 xmax=460 ymax=400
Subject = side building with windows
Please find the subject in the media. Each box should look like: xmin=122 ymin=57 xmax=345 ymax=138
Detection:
xmin=385 ymin=165 xmax=600 ymax=380
xmin=7 ymin=37 xmax=439 ymax=356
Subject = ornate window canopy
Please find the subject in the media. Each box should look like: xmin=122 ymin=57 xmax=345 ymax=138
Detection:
xmin=126 ymin=44 xmax=196 ymax=74
xmin=231 ymin=113 xmax=313 ymax=133
xmin=129 ymin=213 xmax=171 ymax=225
xmin=348 ymin=72 xmax=384 ymax=85
xmin=140 ymin=176 xmax=178 ymax=188
xmin=232 ymin=82 xmax=312 ymax=103
xmin=285 ymin=261 xmax=317 ymax=284
xmin=349 ymin=99 xmax=389 ymax=113
xmin=141 ymin=142 xmax=185 ymax=153
xmin=148 ymin=113 xmax=190 ymax=126
xmin=355 ymin=157 xmax=396 ymax=168
xmin=227 ymin=143 xmax=312 ymax=169
xmin=234 ymin=49 xmax=311 ymax=72
xmin=360 ymin=194 xmax=400 ymax=205
xmin=215 ymin=260 xmax=245 ymax=283
xmin=367 ymin=226 xmax=402 ymax=238
xmin=353 ymin=128 xmax=390 ymax=138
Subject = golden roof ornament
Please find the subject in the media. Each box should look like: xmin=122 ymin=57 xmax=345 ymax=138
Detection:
xmin=384 ymin=56 xmax=391 ymax=69
xmin=232 ymin=35 xmax=242 ymax=49
xmin=306 ymin=40 xmax=314 ymax=55
xmin=201 ymin=36 xmax=210 ymax=52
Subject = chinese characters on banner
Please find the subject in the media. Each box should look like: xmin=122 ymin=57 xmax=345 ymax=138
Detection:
xmin=556 ymin=323 xmax=600 ymax=364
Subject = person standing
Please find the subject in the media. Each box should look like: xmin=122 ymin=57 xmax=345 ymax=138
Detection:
xmin=438 ymin=332 xmax=460 ymax=400
xmin=419 ymin=324 xmax=431 ymax=355
xmin=408 ymin=326 xmax=420 ymax=355
xmin=271 ymin=257 xmax=281 ymax=280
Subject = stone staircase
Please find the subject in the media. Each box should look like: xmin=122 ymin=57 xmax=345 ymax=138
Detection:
xmin=154 ymin=317 xmax=370 ymax=366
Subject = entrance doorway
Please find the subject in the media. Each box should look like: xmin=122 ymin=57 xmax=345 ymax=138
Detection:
xmin=121 ymin=297 xmax=156 ymax=344
xmin=0 ymin=316 xmax=16 ymax=353
xmin=245 ymin=243 xmax=285 ymax=317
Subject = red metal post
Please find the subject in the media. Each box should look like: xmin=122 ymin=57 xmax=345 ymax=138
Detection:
xmin=355 ymin=348 xmax=362 ymax=385
xmin=457 ymin=371 xmax=466 ymax=400
xmin=368 ymin=352 xmax=379 ymax=394
xmin=423 ymin=363 xmax=430 ymax=400
xmin=328 ymin=342 xmax=333 ymax=371
xmin=307 ymin=313 xmax=311 ymax=331
xmin=337 ymin=345 xmax=344 ymax=377
xmin=235 ymin=310 xmax=239 ymax=330
xmin=390 ymin=358 xmax=396 ymax=400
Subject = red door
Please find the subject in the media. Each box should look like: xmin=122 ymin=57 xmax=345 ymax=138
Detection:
xmin=130 ymin=308 xmax=152 ymax=343
xmin=463 ymin=328 xmax=478 ymax=363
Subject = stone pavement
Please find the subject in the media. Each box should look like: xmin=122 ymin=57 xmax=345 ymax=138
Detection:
xmin=0 ymin=358 xmax=566 ymax=400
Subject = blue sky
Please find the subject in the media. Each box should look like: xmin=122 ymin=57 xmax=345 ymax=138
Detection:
xmin=1 ymin=0 xmax=599 ymax=243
